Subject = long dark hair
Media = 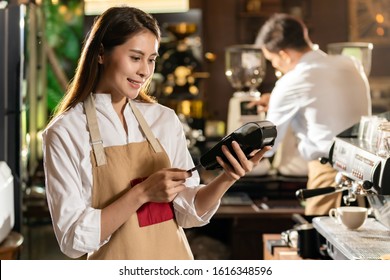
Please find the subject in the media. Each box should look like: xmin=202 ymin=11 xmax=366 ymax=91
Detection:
xmin=52 ymin=6 xmax=161 ymax=118
xmin=255 ymin=13 xmax=310 ymax=53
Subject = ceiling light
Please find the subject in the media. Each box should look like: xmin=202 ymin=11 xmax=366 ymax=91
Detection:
xmin=84 ymin=0 xmax=189 ymax=15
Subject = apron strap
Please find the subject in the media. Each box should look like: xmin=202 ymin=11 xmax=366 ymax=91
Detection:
xmin=128 ymin=100 xmax=162 ymax=153
xmin=84 ymin=93 xmax=107 ymax=166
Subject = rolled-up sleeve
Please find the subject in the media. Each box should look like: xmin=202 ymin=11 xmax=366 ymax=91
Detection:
xmin=43 ymin=126 xmax=105 ymax=258
xmin=174 ymin=182 xmax=220 ymax=228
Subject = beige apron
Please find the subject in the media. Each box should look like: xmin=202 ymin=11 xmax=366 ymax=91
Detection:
xmin=84 ymin=94 xmax=193 ymax=260
xmin=304 ymin=160 xmax=341 ymax=216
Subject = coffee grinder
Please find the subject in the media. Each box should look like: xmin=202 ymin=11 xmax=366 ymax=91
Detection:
xmin=225 ymin=44 xmax=270 ymax=175
xmin=225 ymin=44 xmax=267 ymax=134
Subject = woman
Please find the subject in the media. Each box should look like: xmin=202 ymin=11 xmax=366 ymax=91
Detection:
xmin=42 ymin=6 xmax=270 ymax=260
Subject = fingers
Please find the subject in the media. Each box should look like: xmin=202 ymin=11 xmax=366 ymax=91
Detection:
xmin=216 ymin=156 xmax=241 ymax=181
xmin=138 ymin=169 xmax=189 ymax=203
xmin=230 ymin=142 xmax=252 ymax=173
xmin=219 ymin=141 xmax=272 ymax=180
xmin=218 ymin=142 xmax=248 ymax=179
xmin=246 ymin=100 xmax=259 ymax=108
xmin=150 ymin=183 xmax=186 ymax=203
xmin=251 ymin=145 xmax=272 ymax=162
xmin=165 ymin=168 xmax=192 ymax=180
xmin=165 ymin=183 xmax=186 ymax=202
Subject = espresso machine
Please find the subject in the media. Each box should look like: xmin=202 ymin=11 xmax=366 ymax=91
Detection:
xmin=296 ymin=112 xmax=390 ymax=259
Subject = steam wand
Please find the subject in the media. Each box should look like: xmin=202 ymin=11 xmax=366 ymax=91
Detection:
xmin=295 ymin=173 xmax=352 ymax=201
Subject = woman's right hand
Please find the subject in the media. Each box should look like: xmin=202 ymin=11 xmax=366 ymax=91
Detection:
xmin=135 ymin=168 xmax=189 ymax=204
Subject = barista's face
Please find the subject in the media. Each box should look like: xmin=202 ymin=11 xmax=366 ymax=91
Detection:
xmin=96 ymin=30 xmax=159 ymax=101
xmin=262 ymin=47 xmax=293 ymax=74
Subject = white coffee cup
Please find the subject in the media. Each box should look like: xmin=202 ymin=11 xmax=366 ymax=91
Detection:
xmin=329 ymin=206 xmax=368 ymax=230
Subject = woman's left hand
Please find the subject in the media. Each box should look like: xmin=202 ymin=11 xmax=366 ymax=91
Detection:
xmin=216 ymin=141 xmax=271 ymax=181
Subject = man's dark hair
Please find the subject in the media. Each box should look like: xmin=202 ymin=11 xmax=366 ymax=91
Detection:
xmin=255 ymin=13 xmax=310 ymax=53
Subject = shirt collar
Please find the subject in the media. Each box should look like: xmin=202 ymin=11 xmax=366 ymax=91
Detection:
xmin=298 ymin=49 xmax=327 ymax=64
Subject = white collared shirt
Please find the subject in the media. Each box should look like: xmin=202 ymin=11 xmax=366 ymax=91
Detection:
xmin=42 ymin=94 xmax=219 ymax=258
xmin=266 ymin=49 xmax=371 ymax=161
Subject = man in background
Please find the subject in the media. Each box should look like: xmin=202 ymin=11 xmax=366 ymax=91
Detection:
xmin=252 ymin=13 xmax=371 ymax=216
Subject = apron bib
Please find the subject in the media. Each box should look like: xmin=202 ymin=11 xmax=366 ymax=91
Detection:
xmin=84 ymin=94 xmax=193 ymax=260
